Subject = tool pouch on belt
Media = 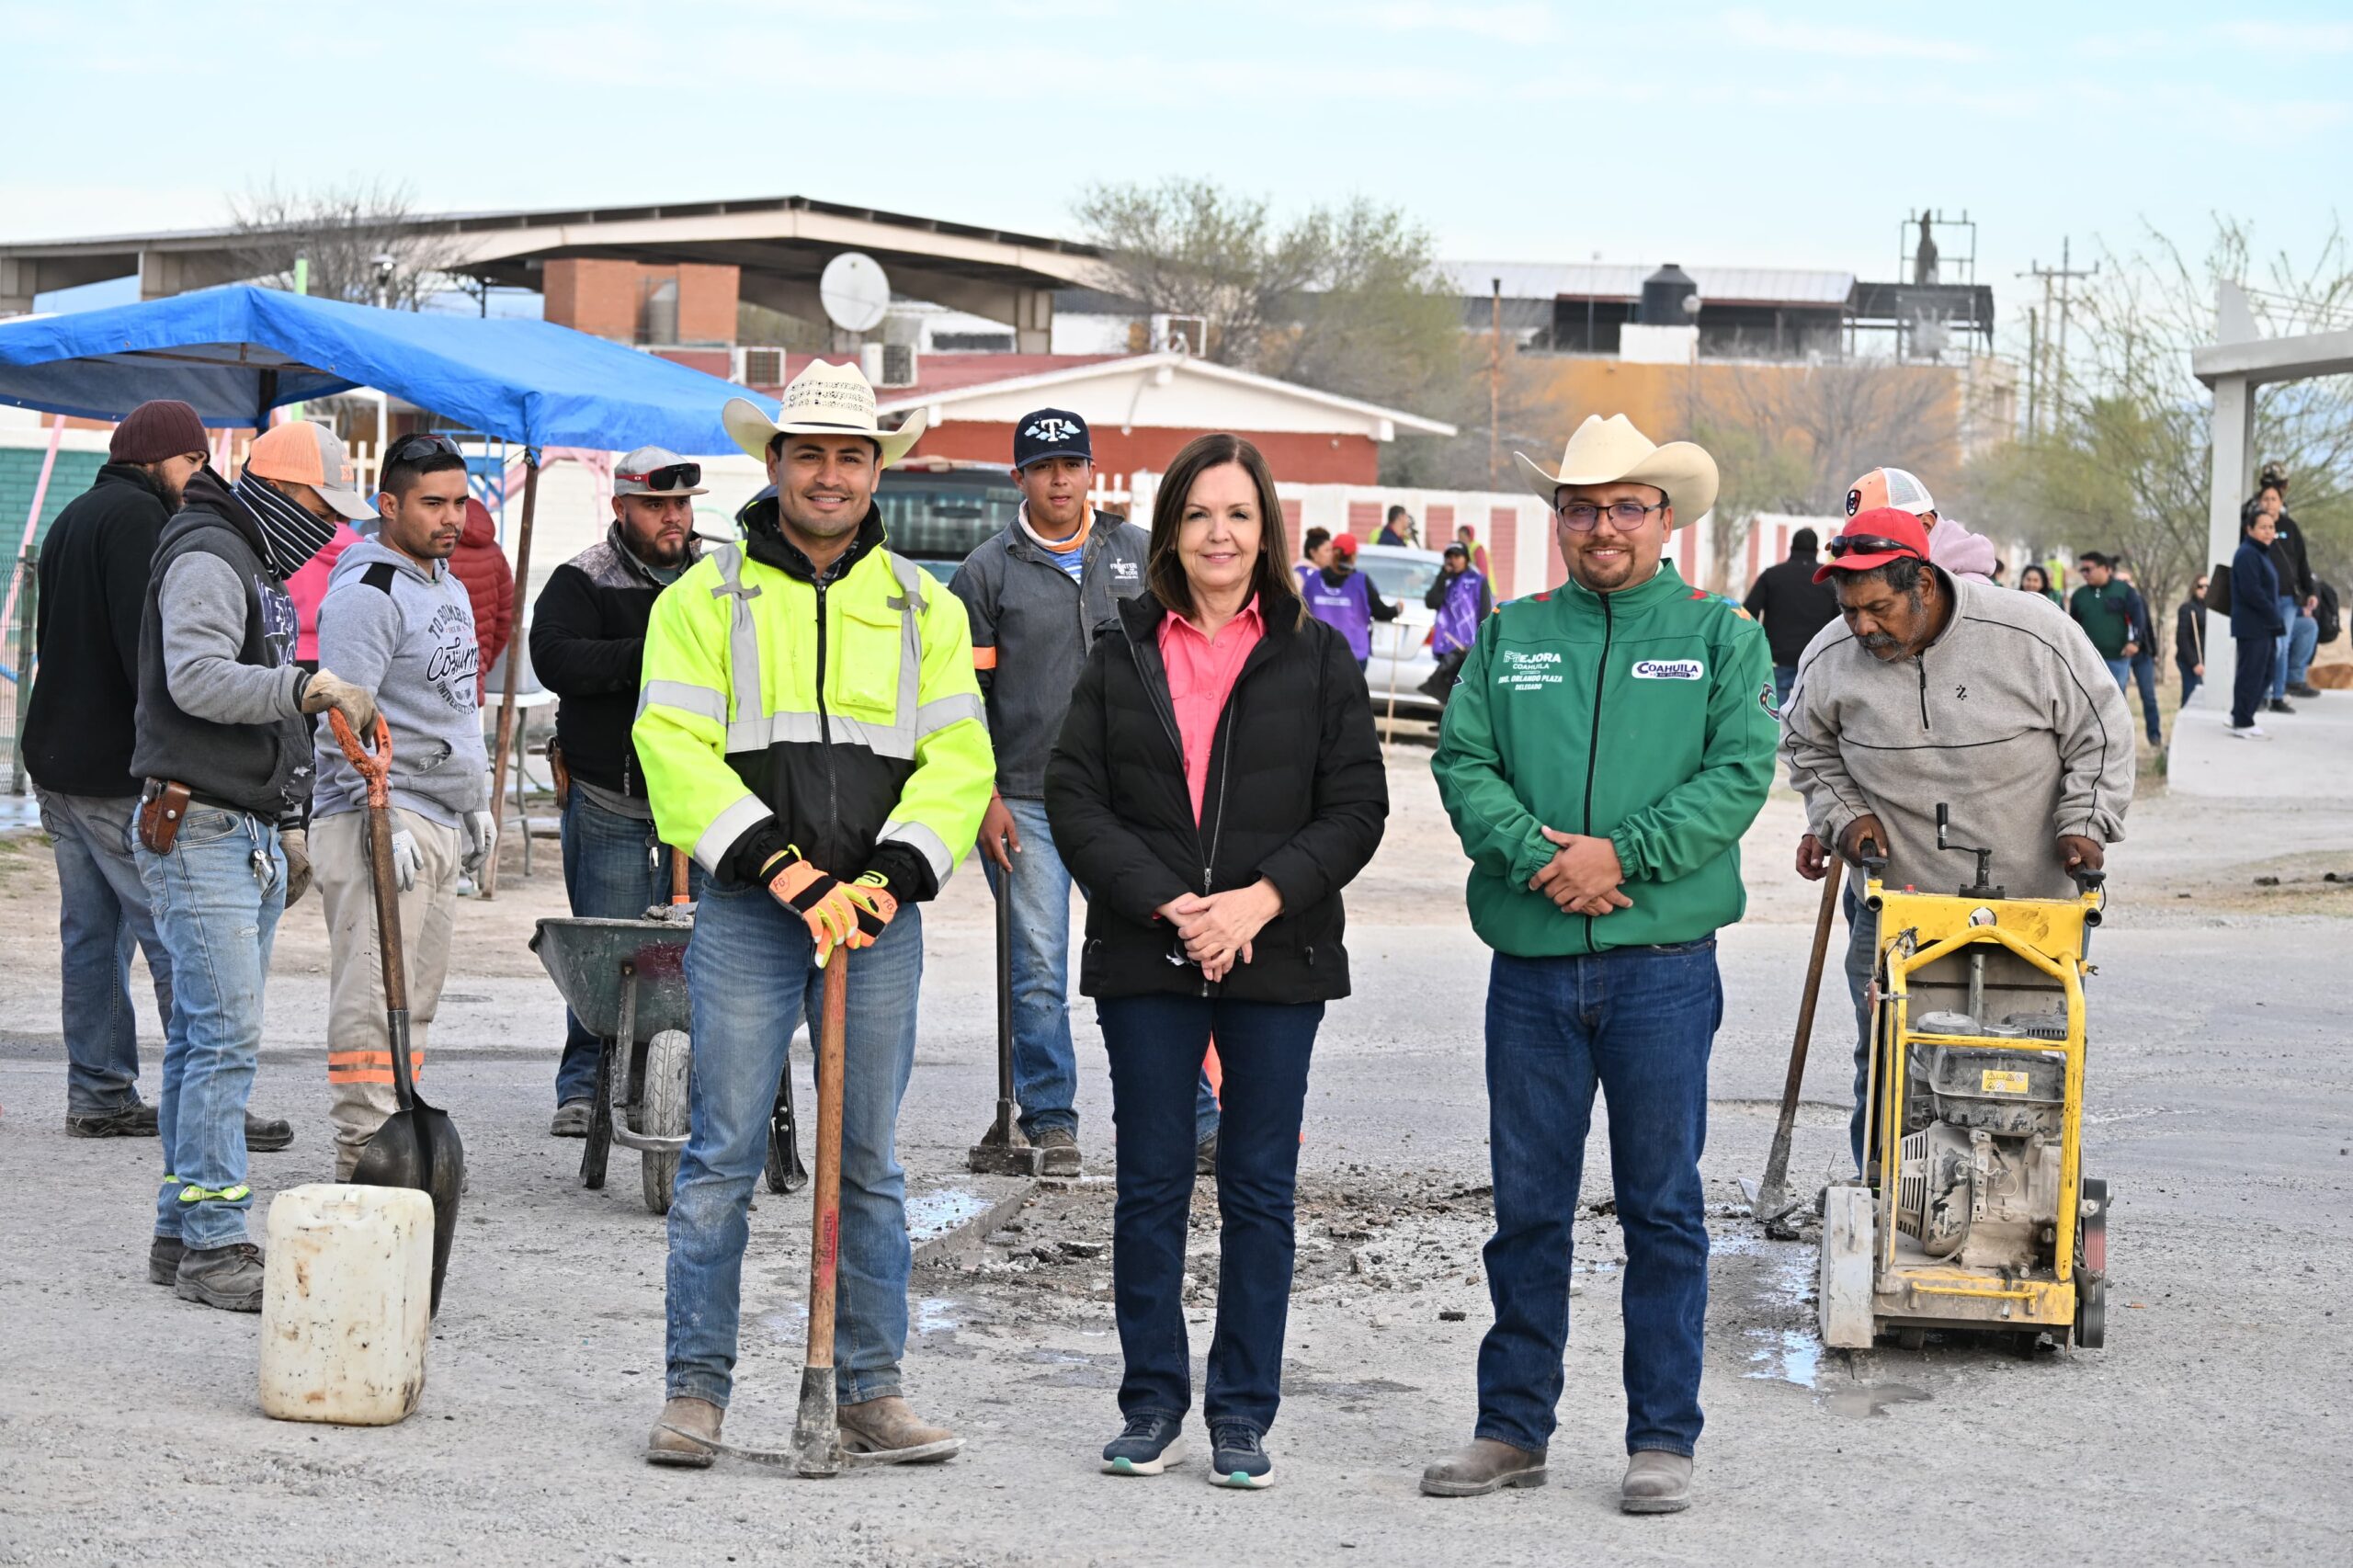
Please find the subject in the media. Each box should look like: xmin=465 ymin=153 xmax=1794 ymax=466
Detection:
xmin=547 ymin=739 xmax=571 ymax=809
xmin=137 ymin=780 xmax=194 ymax=854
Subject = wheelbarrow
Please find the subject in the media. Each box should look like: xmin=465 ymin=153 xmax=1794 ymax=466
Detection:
xmin=529 ymin=914 xmax=807 ymax=1215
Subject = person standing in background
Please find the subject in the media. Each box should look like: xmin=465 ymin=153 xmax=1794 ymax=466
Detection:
xmin=1457 ymin=523 xmax=1492 ymax=581
xmin=1376 ymin=505 xmax=1418 ymax=547
xmin=2113 ymin=563 xmax=2165 ymax=746
xmin=1294 ymin=527 xmax=1333 ymax=591
xmin=2017 ymin=562 xmax=2060 ymax=604
xmin=2068 ymin=553 xmax=2138 ymax=690
xmin=288 ymin=520 xmax=361 ymax=672
xmin=1421 ymin=540 xmax=1492 ymax=707
xmin=449 ymin=495 xmax=515 ymax=701
xmin=2249 ymin=483 xmax=2320 ymax=707
xmin=1302 ymin=533 xmax=1400 ymax=674
xmin=1740 ymin=526 xmax=1839 ymax=712
xmin=2229 ymin=510 xmax=2286 ymax=738
xmin=2177 ymin=574 xmax=2208 ymax=706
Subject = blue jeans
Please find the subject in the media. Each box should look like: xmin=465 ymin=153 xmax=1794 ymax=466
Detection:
xmin=2101 ymin=656 xmax=2131 ymax=692
xmin=1098 ymin=993 xmax=1321 ymax=1436
xmin=556 ymin=790 xmax=700 ymax=1107
xmin=2177 ymin=660 xmax=2201 ymax=707
xmin=1477 ymin=942 xmax=1720 ymax=1458
xmin=137 ymin=808 xmax=286 ymax=1250
xmin=665 ymin=881 xmax=922 ymax=1408
xmin=38 ymin=790 xmax=174 ymax=1115
xmin=2276 ymin=597 xmax=2318 ymax=695
xmin=2128 ymin=653 xmax=2162 ymax=743
xmin=1843 ymin=881 xmax=1875 ymax=1173
xmin=983 ymin=796 xmax=1218 ymax=1142
xmin=1771 ymin=665 xmax=1797 ymax=713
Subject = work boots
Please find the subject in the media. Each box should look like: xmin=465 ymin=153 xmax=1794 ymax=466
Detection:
xmin=1620 ymin=1450 xmax=1693 ymax=1514
xmin=1034 ymin=1126 xmax=1081 ymax=1178
xmin=838 ymin=1395 xmax=962 ymax=1464
xmin=645 ymin=1396 xmax=723 ymax=1468
xmin=175 ymin=1242 xmax=266 ymax=1312
xmin=65 ymin=1101 xmax=159 ymax=1138
xmin=1419 ymin=1437 xmax=1547 ymax=1496
xmin=148 ymin=1234 xmax=186 ymax=1285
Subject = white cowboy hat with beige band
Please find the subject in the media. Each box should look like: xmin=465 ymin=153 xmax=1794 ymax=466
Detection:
xmin=722 ymin=358 xmax=929 ymax=468
xmin=1514 ymin=413 xmax=1718 ymax=525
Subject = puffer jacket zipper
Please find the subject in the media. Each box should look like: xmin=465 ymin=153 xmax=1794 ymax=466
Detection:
xmin=814 ymin=570 xmax=840 ymax=865
xmin=1580 ymin=591 xmax=1613 ymax=953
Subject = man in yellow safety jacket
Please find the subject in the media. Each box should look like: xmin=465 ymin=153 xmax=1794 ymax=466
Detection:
xmin=634 ymin=360 xmax=993 ymax=1470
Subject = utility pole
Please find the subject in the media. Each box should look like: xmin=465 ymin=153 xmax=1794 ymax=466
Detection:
xmin=1488 ymin=277 xmax=1503 ymax=488
xmin=2018 ymin=238 xmax=2097 ymax=434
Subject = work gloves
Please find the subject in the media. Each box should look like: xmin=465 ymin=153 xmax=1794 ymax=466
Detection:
xmin=762 ymin=846 xmax=898 ymax=966
xmin=281 ymin=828 xmax=313 ymax=907
xmin=300 ymin=669 xmax=378 ymax=733
xmin=460 ymin=810 xmax=496 ymax=881
xmin=391 ymin=828 xmax=422 ymax=892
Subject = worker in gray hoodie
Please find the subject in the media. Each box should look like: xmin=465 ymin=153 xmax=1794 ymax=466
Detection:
xmin=1780 ymin=507 xmax=2132 ymax=1176
xmin=311 ymin=433 xmax=493 ymax=1177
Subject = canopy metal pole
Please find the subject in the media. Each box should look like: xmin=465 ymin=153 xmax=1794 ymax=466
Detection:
xmin=480 ymin=451 xmax=540 ymax=900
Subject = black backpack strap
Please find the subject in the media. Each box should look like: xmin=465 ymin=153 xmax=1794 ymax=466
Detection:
xmin=361 ymin=562 xmax=398 ymax=596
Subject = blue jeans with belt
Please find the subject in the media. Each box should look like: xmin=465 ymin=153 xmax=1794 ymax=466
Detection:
xmin=1476 ymin=941 xmax=1720 ymax=1459
xmin=1097 ymin=992 xmax=1321 ymax=1437
xmin=555 ymin=790 xmax=700 ymax=1107
xmin=137 ymin=807 xmax=285 ymax=1250
xmin=665 ymin=882 xmax=921 ymax=1408
xmin=38 ymin=789 xmax=175 ymax=1116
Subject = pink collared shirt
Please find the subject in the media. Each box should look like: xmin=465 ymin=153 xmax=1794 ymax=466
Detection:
xmin=1156 ymin=597 xmax=1264 ymax=824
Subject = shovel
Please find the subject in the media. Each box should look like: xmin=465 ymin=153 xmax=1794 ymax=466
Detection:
xmin=331 ymin=710 xmax=465 ymax=1316
xmin=967 ymin=859 xmax=1037 ymax=1176
xmin=791 ymin=950 xmax=851 ymax=1478
xmin=1741 ymin=853 xmax=1841 ymax=1239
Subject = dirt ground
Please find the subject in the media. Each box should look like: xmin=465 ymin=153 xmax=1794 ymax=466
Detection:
xmin=2 ymin=753 xmax=2350 ymax=1566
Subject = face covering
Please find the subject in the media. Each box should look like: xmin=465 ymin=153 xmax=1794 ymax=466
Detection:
xmin=233 ymin=470 xmax=340 ymax=580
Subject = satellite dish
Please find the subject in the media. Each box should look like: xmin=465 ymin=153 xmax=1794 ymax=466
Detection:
xmin=819 ymin=252 xmax=891 ymax=334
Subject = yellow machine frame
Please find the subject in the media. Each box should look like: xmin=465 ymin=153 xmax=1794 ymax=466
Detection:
xmin=1859 ymin=875 xmax=2104 ymax=1335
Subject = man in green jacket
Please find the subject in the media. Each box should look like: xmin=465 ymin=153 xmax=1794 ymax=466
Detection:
xmin=1421 ymin=415 xmax=1777 ymax=1515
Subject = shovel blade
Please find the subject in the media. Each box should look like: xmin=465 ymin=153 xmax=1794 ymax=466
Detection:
xmin=791 ymin=1364 xmax=839 ymax=1478
xmin=350 ymin=1099 xmax=465 ymax=1316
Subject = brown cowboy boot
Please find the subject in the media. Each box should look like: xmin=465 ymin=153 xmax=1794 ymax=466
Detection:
xmin=1420 ymin=1437 xmax=1548 ymax=1497
xmin=1620 ymin=1449 xmax=1693 ymax=1513
xmin=645 ymin=1396 xmax=722 ymax=1468
xmin=838 ymin=1395 xmax=962 ymax=1464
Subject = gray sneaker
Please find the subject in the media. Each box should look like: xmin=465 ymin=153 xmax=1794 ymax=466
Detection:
xmin=148 ymin=1234 xmax=186 ymax=1285
xmin=175 ymin=1242 xmax=267 ymax=1312
xmin=551 ymin=1099 xmax=592 ymax=1138
xmin=1036 ymin=1126 xmax=1081 ymax=1178
xmin=66 ymin=1101 xmax=159 ymax=1138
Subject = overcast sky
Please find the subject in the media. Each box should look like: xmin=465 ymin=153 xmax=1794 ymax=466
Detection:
xmin=9 ymin=0 xmax=2349 ymax=332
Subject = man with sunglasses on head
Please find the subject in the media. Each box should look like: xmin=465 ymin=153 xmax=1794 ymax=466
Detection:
xmin=531 ymin=447 xmax=709 ymax=1136
xmin=1426 ymin=415 xmax=1777 ymax=1514
xmin=1781 ymin=506 xmax=2132 ymax=1178
xmin=310 ymin=432 xmax=494 ymax=1178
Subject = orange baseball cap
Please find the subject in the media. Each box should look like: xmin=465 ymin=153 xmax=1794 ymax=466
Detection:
xmin=1845 ymin=466 xmax=1935 ymax=519
xmin=245 ymin=420 xmax=377 ymax=521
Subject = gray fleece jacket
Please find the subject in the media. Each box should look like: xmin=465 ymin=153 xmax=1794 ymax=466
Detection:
xmin=1780 ymin=569 xmax=2133 ymax=902
xmin=312 ymin=540 xmax=489 ymax=825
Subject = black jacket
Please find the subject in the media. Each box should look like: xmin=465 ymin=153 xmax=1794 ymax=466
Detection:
xmin=1742 ymin=551 xmax=1840 ymax=667
xmin=2239 ymin=501 xmax=2317 ymax=601
xmin=24 ymin=463 xmax=171 ymax=797
xmin=530 ymin=523 xmax=695 ymax=798
xmin=129 ymin=471 xmax=313 ymax=820
xmin=2174 ymin=599 xmax=2205 ymax=666
xmin=1044 ymin=593 xmax=1387 ymax=1003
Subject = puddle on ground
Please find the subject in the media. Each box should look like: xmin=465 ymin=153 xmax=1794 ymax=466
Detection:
xmin=914 ymin=1297 xmax=961 ymax=1335
xmin=905 ymin=1186 xmax=990 ymax=1245
xmin=1823 ymin=1382 xmax=1931 ymax=1419
xmin=1745 ymin=1329 xmax=1823 ymax=1389
xmin=759 ymin=1296 xmax=963 ymax=1342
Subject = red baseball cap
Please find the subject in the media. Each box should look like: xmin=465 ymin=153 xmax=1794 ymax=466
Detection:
xmin=1331 ymin=532 xmax=1360 ymax=557
xmin=1814 ymin=506 xmax=1931 ymax=584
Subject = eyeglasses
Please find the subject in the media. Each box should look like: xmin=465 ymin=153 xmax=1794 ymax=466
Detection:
xmin=385 ymin=432 xmax=463 ymax=465
xmin=1825 ymin=534 xmax=1924 ymax=561
xmin=1557 ymin=499 xmax=1666 ymax=532
xmin=618 ymin=460 xmax=703 ymax=493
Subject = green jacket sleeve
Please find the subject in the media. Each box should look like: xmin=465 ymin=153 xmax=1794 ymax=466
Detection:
xmin=1431 ymin=617 xmax=1556 ymax=888
xmin=1608 ymin=613 xmax=1777 ymax=881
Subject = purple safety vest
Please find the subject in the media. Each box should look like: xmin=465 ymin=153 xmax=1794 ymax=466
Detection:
xmin=1432 ymin=568 xmax=1484 ymax=654
xmin=1306 ymin=569 xmax=1374 ymax=660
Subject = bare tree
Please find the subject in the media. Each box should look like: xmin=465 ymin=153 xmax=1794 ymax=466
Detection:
xmin=230 ymin=179 xmax=466 ymax=310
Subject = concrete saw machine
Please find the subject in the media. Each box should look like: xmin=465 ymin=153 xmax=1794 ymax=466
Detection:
xmin=1820 ymin=805 xmax=2110 ymax=1353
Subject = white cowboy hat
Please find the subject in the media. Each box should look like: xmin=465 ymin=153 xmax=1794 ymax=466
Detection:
xmin=722 ymin=358 xmax=928 ymax=469
xmin=1514 ymin=413 xmax=1718 ymax=524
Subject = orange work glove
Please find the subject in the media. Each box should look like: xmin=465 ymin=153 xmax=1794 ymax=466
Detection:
xmin=763 ymin=848 xmax=861 ymax=966
xmin=843 ymin=870 xmax=899 ymax=949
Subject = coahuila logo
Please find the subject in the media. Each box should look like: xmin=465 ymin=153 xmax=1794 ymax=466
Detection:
xmin=1631 ymin=658 xmax=1705 ymax=681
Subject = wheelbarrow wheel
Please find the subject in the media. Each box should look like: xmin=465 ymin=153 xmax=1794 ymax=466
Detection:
xmin=640 ymin=1029 xmax=691 ymax=1216
xmin=2074 ymin=1176 xmax=2109 ymax=1350
xmin=581 ymin=1037 xmax=616 ymax=1190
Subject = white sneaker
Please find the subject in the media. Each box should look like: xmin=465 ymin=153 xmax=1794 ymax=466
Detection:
xmin=2227 ymin=723 xmax=2271 ymax=740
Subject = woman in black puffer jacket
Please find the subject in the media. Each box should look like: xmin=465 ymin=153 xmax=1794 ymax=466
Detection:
xmin=1045 ymin=433 xmax=1387 ymax=1488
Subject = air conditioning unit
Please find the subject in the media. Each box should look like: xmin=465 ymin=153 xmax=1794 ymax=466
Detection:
xmin=879 ymin=342 xmax=920 ymax=388
xmin=737 ymin=347 xmax=785 ymax=385
xmin=1152 ymin=313 xmax=1207 ymax=356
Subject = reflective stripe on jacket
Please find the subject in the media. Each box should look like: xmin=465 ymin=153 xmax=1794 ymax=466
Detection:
xmin=632 ymin=508 xmax=993 ymax=892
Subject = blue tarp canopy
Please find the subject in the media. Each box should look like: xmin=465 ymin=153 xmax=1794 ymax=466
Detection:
xmin=0 ymin=284 xmax=761 ymax=455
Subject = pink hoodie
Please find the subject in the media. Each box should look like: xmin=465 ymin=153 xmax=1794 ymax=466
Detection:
xmin=288 ymin=522 xmax=363 ymax=663
xmin=1928 ymin=516 xmax=1998 ymax=584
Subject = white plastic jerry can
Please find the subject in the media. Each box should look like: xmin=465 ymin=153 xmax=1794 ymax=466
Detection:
xmin=258 ymin=1183 xmax=434 ymax=1426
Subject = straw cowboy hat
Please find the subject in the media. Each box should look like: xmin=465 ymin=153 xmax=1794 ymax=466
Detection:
xmin=722 ymin=358 xmax=929 ymax=468
xmin=1514 ymin=413 xmax=1718 ymax=524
